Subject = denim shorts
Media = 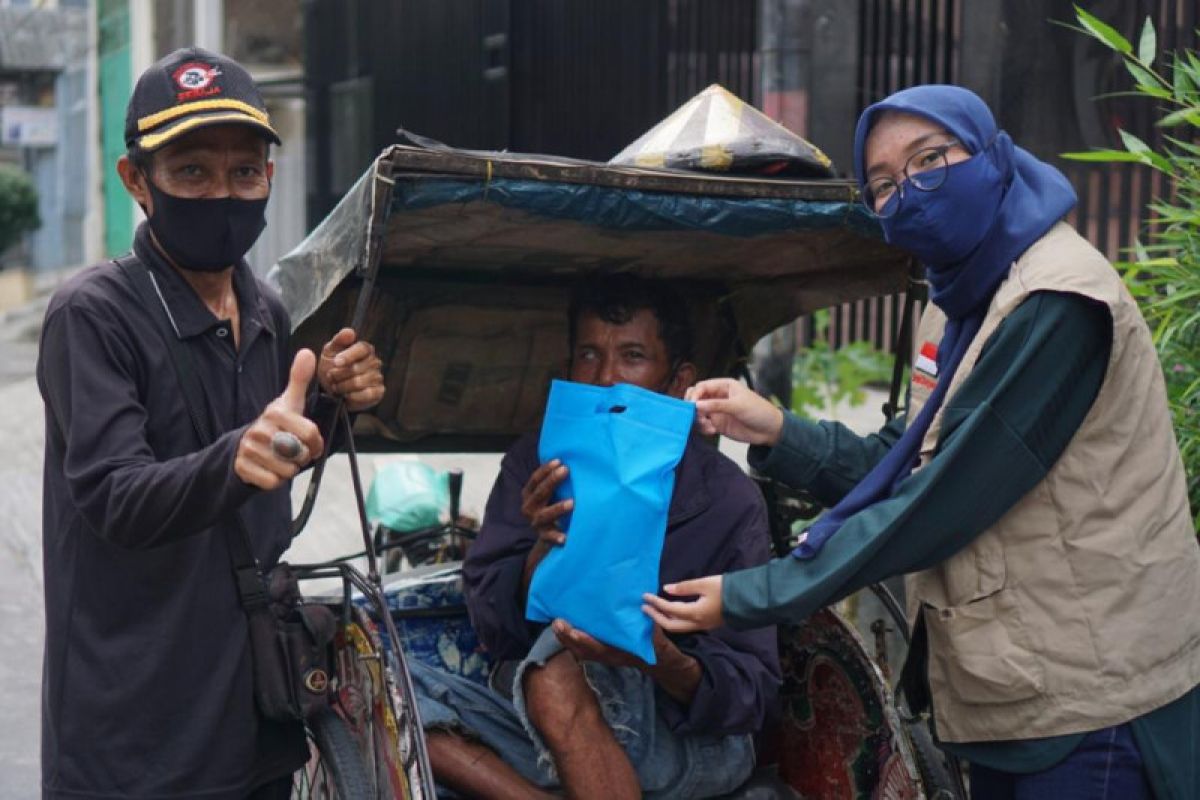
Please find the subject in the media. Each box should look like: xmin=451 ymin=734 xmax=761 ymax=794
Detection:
xmin=409 ymin=627 xmax=755 ymax=798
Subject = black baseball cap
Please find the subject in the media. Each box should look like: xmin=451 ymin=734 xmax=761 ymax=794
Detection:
xmin=124 ymin=47 xmax=282 ymax=153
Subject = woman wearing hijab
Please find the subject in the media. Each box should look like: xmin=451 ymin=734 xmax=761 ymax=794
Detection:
xmin=643 ymin=85 xmax=1200 ymax=798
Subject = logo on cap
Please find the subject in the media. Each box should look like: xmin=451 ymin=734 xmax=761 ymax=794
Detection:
xmin=172 ymin=62 xmax=223 ymax=101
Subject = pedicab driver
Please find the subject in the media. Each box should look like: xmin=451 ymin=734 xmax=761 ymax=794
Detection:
xmin=408 ymin=275 xmax=780 ymax=799
xmin=38 ymin=48 xmax=385 ymax=799
xmin=644 ymin=85 xmax=1200 ymax=799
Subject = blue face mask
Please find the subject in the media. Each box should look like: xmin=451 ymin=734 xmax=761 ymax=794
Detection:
xmin=879 ymin=152 xmax=1005 ymax=268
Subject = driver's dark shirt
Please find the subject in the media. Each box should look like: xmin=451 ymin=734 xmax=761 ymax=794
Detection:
xmin=464 ymin=431 xmax=781 ymax=736
xmin=37 ymin=223 xmax=307 ymax=799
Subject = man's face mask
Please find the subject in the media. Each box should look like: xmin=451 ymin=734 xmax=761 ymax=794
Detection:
xmin=142 ymin=174 xmax=268 ymax=272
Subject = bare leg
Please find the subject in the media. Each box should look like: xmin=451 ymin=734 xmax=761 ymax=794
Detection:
xmin=425 ymin=730 xmax=557 ymax=800
xmin=523 ymin=652 xmax=640 ymax=800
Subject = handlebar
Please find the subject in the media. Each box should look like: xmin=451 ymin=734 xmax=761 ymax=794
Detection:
xmin=447 ymin=468 xmax=463 ymax=523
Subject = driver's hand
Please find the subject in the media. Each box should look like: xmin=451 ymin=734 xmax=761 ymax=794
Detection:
xmin=317 ymin=327 xmax=385 ymax=412
xmin=685 ymin=378 xmax=785 ymax=446
xmin=235 ymin=350 xmax=324 ymax=491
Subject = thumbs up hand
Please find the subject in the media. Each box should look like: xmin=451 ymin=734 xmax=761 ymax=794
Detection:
xmin=235 ymin=349 xmax=326 ymax=491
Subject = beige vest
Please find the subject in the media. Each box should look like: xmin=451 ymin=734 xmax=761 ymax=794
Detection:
xmin=905 ymin=222 xmax=1200 ymax=742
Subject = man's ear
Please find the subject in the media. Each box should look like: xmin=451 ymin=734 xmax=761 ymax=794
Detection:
xmin=668 ymin=362 xmax=698 ymax=399
xmin=266 ymin=159 xmax=275 ymax=182
xmin=116 ymin=155 xmax=151 ymax=214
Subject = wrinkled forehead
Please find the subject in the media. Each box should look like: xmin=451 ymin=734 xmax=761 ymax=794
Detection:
xmin=574 ymin=307 xmax=664 ymax=346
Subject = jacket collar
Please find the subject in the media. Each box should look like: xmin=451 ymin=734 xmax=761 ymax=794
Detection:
xmin=132 ymin=222 xmax=275 ymax=346
xmin=667 ymin=433 xmax=714 ymax=528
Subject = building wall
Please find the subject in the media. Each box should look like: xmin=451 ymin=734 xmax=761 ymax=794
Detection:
xmin=98 ymin=0 xmax=134 ymax=257
xmin=26 ymin=64 xmax=88 ymax=271
xmin=0 ymin=2 xmax=89 ymax=273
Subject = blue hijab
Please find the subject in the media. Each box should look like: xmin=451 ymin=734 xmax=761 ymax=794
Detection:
xmin=793 ymin=84 xmax=1077 ymax=559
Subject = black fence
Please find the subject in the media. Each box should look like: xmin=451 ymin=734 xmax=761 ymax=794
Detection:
xmin=801 ymin=0 xmax=962 ymax=356
xmin=304 ymin=0 xmax=759 ymax=225
xmin=858 ymin=0 xmax=959 ymax=105
xmin=509 ymin=0 xmax=759 ymax=159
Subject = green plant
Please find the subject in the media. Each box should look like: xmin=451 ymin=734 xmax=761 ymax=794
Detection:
xmin=0 ymin=163 xmax=40 ymax=257
xmin=791 ymin=309 xmax=893 ymax=419
xmin=1063 ymin=5 xmax=1200 ymax=533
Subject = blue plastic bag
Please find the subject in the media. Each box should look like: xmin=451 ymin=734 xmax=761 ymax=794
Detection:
xmin=525 ymin=380 xmax=695 ymax=664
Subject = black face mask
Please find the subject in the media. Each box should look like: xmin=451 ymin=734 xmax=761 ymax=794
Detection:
xmin=143 ymin=176 xmax=268 ymax=272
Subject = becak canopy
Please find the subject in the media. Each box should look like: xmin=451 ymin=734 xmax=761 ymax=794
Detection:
xmin=610 ymin=83 xmax=835 ymax=178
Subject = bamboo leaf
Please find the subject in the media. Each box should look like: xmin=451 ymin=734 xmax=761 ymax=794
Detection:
xmin=1074 ymin=4 xmax=1132 ymax=53
xmin=1146 ymin=151 xmax=1173 ymax=173
xmin=1060 ymin=148 xmax=1147 ymax=163
xmin=1166 ymin=138 xmax=1200 ymax=157
xmin=1137 ymin=16 xmax=1156 ymax=66
xmin=1119 ymin=129 xmax=1152 ymax=154
xmin=1125 ymin=60 xmax=1171 ymax=94
xmin=1158 ymin=106 xmax=1200 ymax=128
xmin=1141 ymin=84 xmax=1174 ymax=100
xmin=1134 ymin=239 xmax=1150 ymax=263
xmin=1140 ymin=257 xmax=1181 ymax=269
xmin=1174 ymin=55 xmax=1197 ymax=98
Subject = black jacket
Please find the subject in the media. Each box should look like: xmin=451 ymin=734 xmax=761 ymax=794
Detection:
xmin=37 ymin=224 xmax=307 ymax=799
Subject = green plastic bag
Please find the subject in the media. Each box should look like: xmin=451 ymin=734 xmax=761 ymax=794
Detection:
xmin=366 ymin=462 xmax=449 ymax=532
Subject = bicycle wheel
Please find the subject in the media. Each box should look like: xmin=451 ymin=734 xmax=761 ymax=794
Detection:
xmin=293 ymin=708 xmax=373 ymax=800
xmin=905 ymin=719 xmax=966 ymax=800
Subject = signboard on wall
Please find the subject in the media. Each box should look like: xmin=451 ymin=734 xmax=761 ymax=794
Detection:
xmin=0 ymin=106 xmax=57 ymax=147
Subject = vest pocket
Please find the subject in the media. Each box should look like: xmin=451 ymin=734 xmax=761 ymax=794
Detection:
xmin=923 ymin=587 xmax=1045 ymax=706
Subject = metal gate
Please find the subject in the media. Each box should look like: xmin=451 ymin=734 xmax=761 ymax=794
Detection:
xmin=303 ymin=0 xmax=759 ymax=223
xmin=805 ymin=0 xmax=962 ymax=358
xmin=510 ymin=0 xmax=759 ymax=160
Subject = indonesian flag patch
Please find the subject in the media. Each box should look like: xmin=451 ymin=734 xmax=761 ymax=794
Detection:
xmin=913 ymin=341 xmax=938 ymax=390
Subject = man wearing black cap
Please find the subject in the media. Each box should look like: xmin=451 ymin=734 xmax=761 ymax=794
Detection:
xmin=36 ymin=48 xmax=385 ymax=799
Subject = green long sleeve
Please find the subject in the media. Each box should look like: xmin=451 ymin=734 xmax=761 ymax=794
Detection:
xmin=724 ymin=291 xmax=1111 ymax=629
xmin=748 ymin=411 xmax=907 ymax=508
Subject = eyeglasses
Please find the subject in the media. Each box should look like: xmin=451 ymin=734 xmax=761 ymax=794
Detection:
xmin=862 ymin=139 xmax=961 ymax=219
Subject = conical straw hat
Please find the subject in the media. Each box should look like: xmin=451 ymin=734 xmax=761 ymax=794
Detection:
xmin=610 ymin=84 xmax=835 ymax=177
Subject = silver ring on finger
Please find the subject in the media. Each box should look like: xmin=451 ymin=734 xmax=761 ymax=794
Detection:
xmin=271 ymin=430 xmax=304 ymax=462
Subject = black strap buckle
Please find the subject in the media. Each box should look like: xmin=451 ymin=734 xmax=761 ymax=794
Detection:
xmin=234 ymin=566 xmax=269 ymax=610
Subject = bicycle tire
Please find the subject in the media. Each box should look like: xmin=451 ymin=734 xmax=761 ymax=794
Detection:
xmin=905 ymin=718 xmax=963 ymax=800
xmin=295 ymin=708 xmax=374 ymax=800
